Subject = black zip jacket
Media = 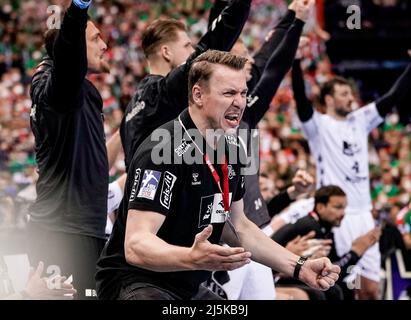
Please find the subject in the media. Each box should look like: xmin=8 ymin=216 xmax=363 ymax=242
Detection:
xmin=29 ymin=3 xmax=108 ymax=239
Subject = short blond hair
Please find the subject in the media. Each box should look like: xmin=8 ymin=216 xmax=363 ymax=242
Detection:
xmin=142 ymin=19 xmax=187 ymax=58
xmin=188 ymin=50 xmax=247 ymax=103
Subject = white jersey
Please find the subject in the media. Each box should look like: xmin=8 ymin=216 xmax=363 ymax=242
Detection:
xmin=279 ymin=197 xmax=314 ymax=224
xmin=301 ymin=102 xmax=383 ymax=211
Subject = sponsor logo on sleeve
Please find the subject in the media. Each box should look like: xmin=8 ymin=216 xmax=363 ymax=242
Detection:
xmin=125 ymin=100 xmax=146 ymax=123
xmin=129 ymin=168 xmax=141 ymax=202
xmin=160 ymin=171 xmax=177 ymax=209
xmin=137 ymin=170 xmax=162 ymax=200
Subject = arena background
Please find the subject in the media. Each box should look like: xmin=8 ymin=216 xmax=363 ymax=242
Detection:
xmin=0 ymin=0 xmax=410 ymax=300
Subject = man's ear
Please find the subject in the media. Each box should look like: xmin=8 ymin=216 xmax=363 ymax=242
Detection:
xmin=325 ymin=95 xmax=333 ymax=107
xmin=192 ymin=84 xmax=203 ymax=107
xmin=316 ymin=203 xmax=325 ymax=214
xmin=161 ymin=45 xmax=172 ymax=63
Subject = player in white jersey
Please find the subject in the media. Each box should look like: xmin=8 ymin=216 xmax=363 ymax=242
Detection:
xmin=292 ymin=53 xmax=411 ymax=299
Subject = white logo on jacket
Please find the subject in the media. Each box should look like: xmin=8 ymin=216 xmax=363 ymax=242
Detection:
xmin=227 ymin=165 xmax=236 ymax=179
xmin=192 ymin=173 xmax=201 ymax=185
xmin=174 ymin=139 xmax=192 ymax=156
xmin=129 ymin=168 xmax=141 ymax=202
xmin=125 ymin=100 xmax=145 ymax=123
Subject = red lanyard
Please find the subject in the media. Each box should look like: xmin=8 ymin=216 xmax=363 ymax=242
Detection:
xmin=204 ymin=153 xmax=230 ymax=213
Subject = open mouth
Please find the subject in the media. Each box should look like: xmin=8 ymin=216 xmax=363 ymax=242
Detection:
xmin=224 ymin=113 xmax=241 ymax=127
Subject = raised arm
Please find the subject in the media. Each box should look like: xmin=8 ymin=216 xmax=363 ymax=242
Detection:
xmin=243 ymin=0 xmax=315 ymax=127
xmin=292 ymin=59 xmax=314 ymax=122
xmin=207 ymin=0 xmax=230 ymax=29
xmin=208 ymin=0 xmax=296 ymax=86
xmin=200 ymin=0 xmax=251 ymax=53
xmin=43 ymin=1 xmax=90 ymax=110
xmin=244 ymin=18 xmax=305 ymax=127
xmin=376 ymin=63 xmax=411 ymax=117
xmin=252 ymin=2 xmax=298 ymax=81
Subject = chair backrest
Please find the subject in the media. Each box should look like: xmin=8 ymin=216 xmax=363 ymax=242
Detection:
xmin=385 ymin=249 xmax=411 ymax=300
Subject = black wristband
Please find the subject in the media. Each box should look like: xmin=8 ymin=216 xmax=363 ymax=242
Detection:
xmin=293 ymin=256 xmax=308 ymax=280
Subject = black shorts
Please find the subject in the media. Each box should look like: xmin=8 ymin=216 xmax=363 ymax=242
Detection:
xmin=27 ymin=222 xmax=105 ymax=300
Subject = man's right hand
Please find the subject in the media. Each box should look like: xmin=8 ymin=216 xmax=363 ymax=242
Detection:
xmin=189 ymin=225 xmax=251 ymax=271
xmin=351 ymin=227 xmax=381 ymax=256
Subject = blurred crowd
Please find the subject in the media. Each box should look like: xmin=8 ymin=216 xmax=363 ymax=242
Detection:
xmin=0 ymin=0 xmax=410 ymax=247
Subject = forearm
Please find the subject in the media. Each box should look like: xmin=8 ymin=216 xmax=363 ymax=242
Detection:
xmin=249 ymin=19 xmax=305 ymax=123
xmin=51 ymin=1 xmax=89 ymax=105
xmin=237 ymin=218 xmax=299 ymax=277
xmin=199 ymin=0 xmax=251 ymax=52
xmin=207 ymin=0 xmax=230 ymax=29
xmin=125 ymin=232 xmax=193 ymax=272
xmin=106 ymin=130 xmax=122 ymax=170
xmin=376 ymin=64 xmax=411 ymax=117
xmin=292 ymin=59 xmax=313 ymax=122
xmin=253 ymin=9 xmax=296 ymax=74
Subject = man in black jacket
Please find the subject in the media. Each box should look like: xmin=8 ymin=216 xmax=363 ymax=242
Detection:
xmin=96 ymin=50 xmax=341 ymax=300
xmin=120 ymin=0 xmax=252 ymax=170
xmin=273 ymin=185 xmax=381 ymax=299
xmin=29 ymin=0 xmax=109 ymax=299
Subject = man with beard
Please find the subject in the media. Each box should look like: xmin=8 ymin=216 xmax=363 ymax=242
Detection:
xmin=292 ymin=51 xmax=411 ymax=299
xmin=29 ymin=0 xmax=110 ymax=299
